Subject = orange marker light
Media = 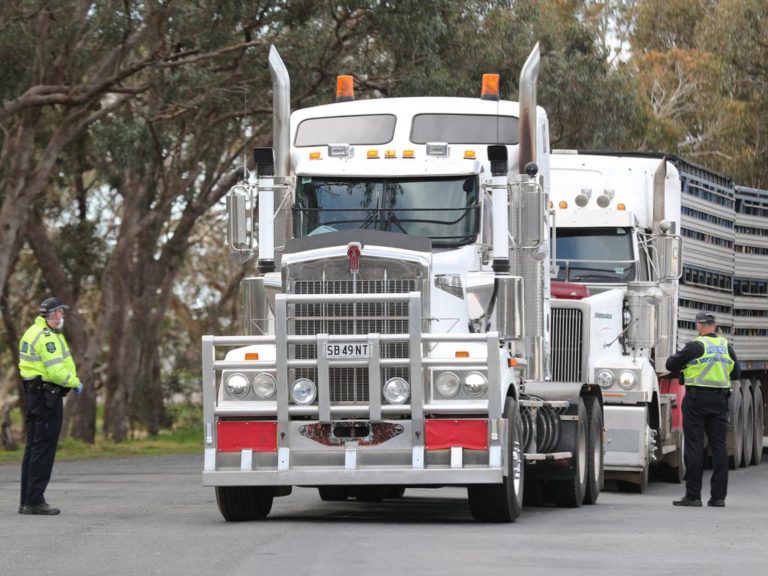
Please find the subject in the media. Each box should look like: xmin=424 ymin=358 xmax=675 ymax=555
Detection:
xmin=309 ymin=151 xmax=321 ymax=160
xmin=558 ymin=200 xmax=568 ymax=209
xmin=617 ymin=203 xmax=626 ymax=211
xmin=455 ymin=351 xmax=470 ymax=358
xmin=245 ymin=352 xmax=259 ymax=361
xmin=481 ymin=74 xmax=500 ymax=101
xmin=367 ymin=149 xmax=380 ymax=159
xmin=464 ymin=150 xmax=477 ymax=159
xmin=336 ymin=75 xmax=354 ymax=102
xmin=385 ymin=149 xmax=397 ymax=159
xmin=403 ymin=149 xmax=415 ymax=158
xmin=508 ymin=358 xmax=518 ymax=368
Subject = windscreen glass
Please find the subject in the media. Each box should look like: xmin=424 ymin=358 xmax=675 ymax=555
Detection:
xmin=554 ymin=227 xmax=636 ymax=282
xmin=294 ymin=175 xmax=479 ymax=248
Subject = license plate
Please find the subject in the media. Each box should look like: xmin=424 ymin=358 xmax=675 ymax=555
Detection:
xmin=325 ymin=343 xmax=370 ymax=359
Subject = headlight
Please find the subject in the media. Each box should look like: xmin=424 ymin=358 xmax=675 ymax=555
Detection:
xmin=253 ymin=373 xmax=276 ymax=399
xmin=463 ymin=372 xmax=488 ymax=397
xmin=435 ymin=372 xmax=460 ymax=398
xmin=618 ymin=371 xmax=637 ymax=390
xmin=291 ymin=378 xmax=317 ymax=405
xmin=596 ymin=369 xmax=615 ymax=388
xmin=383 ymin=377 xmax=410 ymax=404
xmin=225 ymin=373 xmax=250 ymax=399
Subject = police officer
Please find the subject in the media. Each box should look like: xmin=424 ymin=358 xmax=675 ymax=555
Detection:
xmin=667 ymin=311 xmax=739 ymax=508
xmin=18 ymin=297 xmax=83 ymax=515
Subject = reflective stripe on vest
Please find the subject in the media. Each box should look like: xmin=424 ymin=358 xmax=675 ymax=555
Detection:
xmin=683 ymin=336 xmax=734 ymax=389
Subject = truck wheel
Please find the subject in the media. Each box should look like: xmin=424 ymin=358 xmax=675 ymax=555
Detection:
xmin=215 ymin=486 xmax=273 ymax=521
xmin=752 ymin=383 xmax=764 ymax=466
xmin=741 ymin=380 xmax=754 ymax=468
xmin=728 ymin=385 xmax=743 ymax=470
xmin=318 ymin=486 xmax=350 ymax=501
xmin=384 ymin=486 xmax=406 ymax=499
xmin=468 ymin=397 xmax=524 ymax=523
xmin=583 ymin=396 xmax=603 ymax=505
xmin=549 ymin=397 xmax=588 ymax=507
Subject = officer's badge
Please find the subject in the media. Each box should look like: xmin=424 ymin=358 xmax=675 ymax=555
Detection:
xmin=21 ymin=342 xmax=28 ymax=353
xmin=46 ymin=342 xmax=56 ymax=353
xmin=43 ymin=328 xmax=50 ymax=336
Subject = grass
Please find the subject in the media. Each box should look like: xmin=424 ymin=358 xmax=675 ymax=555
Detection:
xmin=0 ymin=405 xmax=203 ymax=465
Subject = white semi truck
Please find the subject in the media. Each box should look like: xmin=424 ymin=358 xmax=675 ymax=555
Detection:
xmin=201 ymin=45 xmax=631 ymax=522
xmin=549 ymin=151 xmax=767 ymax=492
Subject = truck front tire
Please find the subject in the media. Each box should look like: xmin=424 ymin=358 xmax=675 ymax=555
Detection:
xmin=216 ymin=486 xmax=274 ymax=521
xmin=468 ymin=397 xmax=524 ymax=523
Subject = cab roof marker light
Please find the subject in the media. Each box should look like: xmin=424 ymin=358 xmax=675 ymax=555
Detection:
xmin=426 ymin=142 xmax=448 ymax=156
xmin=367 ymin=149 xmax=380 ymax=159
xmin=336 ymin=75 xmax=354 ymax=102
xmin=481 ymin=73 xmax=500 ymax=101
xmin=617 ymin=202 xmax=626 ymax=211
xmin=464 ymin=150 xmax=476 ymax=159
xmin=309 ymin=151 xmax=321 ymax=160
xmin=385 ymin=149 xmax=397 ymax=159
xmin=558 ymin=200 xmax=568 ymax=209
xmin=403 ymin=149 xmax=415 ymax=158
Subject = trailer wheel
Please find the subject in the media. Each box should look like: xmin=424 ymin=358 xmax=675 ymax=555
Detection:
xmin=583 ymin=396 xmax=604 ymax=505
xmin=752 ymin=383 xmax=764 ymax=466
xmin=728 ymin=384 xmax=743 ymax=470
xmin=741 ymin=380 xmax=754 ymax=468
xmin=549 ymin=397 xmax=588 ymax=507
xmin=215 ymin=486 xmax=273 ymax=521
xmin=468 ymin=397 xmax=524 ymax=523
xmin=318 ymin=486 xmax=350 ymax=501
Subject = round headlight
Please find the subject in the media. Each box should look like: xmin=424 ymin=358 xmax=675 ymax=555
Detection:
xmin=253 ymin=373 xmax=276 ymax=399
xmin=463 ymin=372 xmax=488 ymax=397
xmin=618 ymin=371 xmax=637 ymax=390
xmin=383 ymin=377 xmax=410 ymax=404
xmin=596 ymin=369 xmax=615 ymax=388
xmin=291 ymin=378 xmax=317 ymax=405
xmin=435 ymin=372 xmax=460 ymax=398
xmin=225 ymin=373 xmax=250 ymax=399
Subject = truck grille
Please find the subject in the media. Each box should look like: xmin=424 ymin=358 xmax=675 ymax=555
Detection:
xmin=290 ymin=279 xmax=419 ymax=404
xmin=551 ymin=308 xmax=584 ymax=382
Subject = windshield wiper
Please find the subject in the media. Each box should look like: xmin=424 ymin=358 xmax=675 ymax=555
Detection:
xmin=360 ymin=209 xmax=379 ymax=229
xmin=384 ymin=210 xmax=408 ymax=234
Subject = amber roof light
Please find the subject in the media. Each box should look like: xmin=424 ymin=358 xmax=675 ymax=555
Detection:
xmin=336 ymin=75 xmax=354 ymax=102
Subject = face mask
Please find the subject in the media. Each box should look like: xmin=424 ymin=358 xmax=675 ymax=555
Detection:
xmin=57 ymin=317 xmax=65 ymax=330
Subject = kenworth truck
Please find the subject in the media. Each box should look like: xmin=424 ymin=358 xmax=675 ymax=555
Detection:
xmin=201 ymin=45 xmax=617 ymax=523
xmin=549 ymin=151 xmax=767 ymax=492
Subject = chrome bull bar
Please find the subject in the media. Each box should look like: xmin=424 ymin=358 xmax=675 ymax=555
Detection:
xmin=202 ymin=291 xmax=503 ymax=477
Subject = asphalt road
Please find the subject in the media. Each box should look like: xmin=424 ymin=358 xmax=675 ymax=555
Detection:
xmin=1 ymin=451 xmax=767 ymax=576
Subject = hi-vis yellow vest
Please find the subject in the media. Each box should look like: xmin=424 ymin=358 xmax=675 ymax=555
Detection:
xmin=682 ymin=335 xmax=734 ymax=389
xmin=19 ymin=316 xmax=80 ymax=389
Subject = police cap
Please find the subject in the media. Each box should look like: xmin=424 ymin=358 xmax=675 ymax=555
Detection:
xmin=695 ymin=311 xmax=716 ymax=324
xmin=39 ymin=297 xmax=69 ymax=316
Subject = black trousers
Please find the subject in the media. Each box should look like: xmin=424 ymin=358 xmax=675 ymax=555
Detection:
xmin=682 ymin=387 xmax=729 ymax=501
xmin=20 ymin=381 xmax=63 ymax=507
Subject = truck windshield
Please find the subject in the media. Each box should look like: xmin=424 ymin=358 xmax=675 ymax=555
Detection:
xmin=294 ymin=175 xmax=479 ymax=248
xmin=554 ymin=227 xmax=636 ymax=283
